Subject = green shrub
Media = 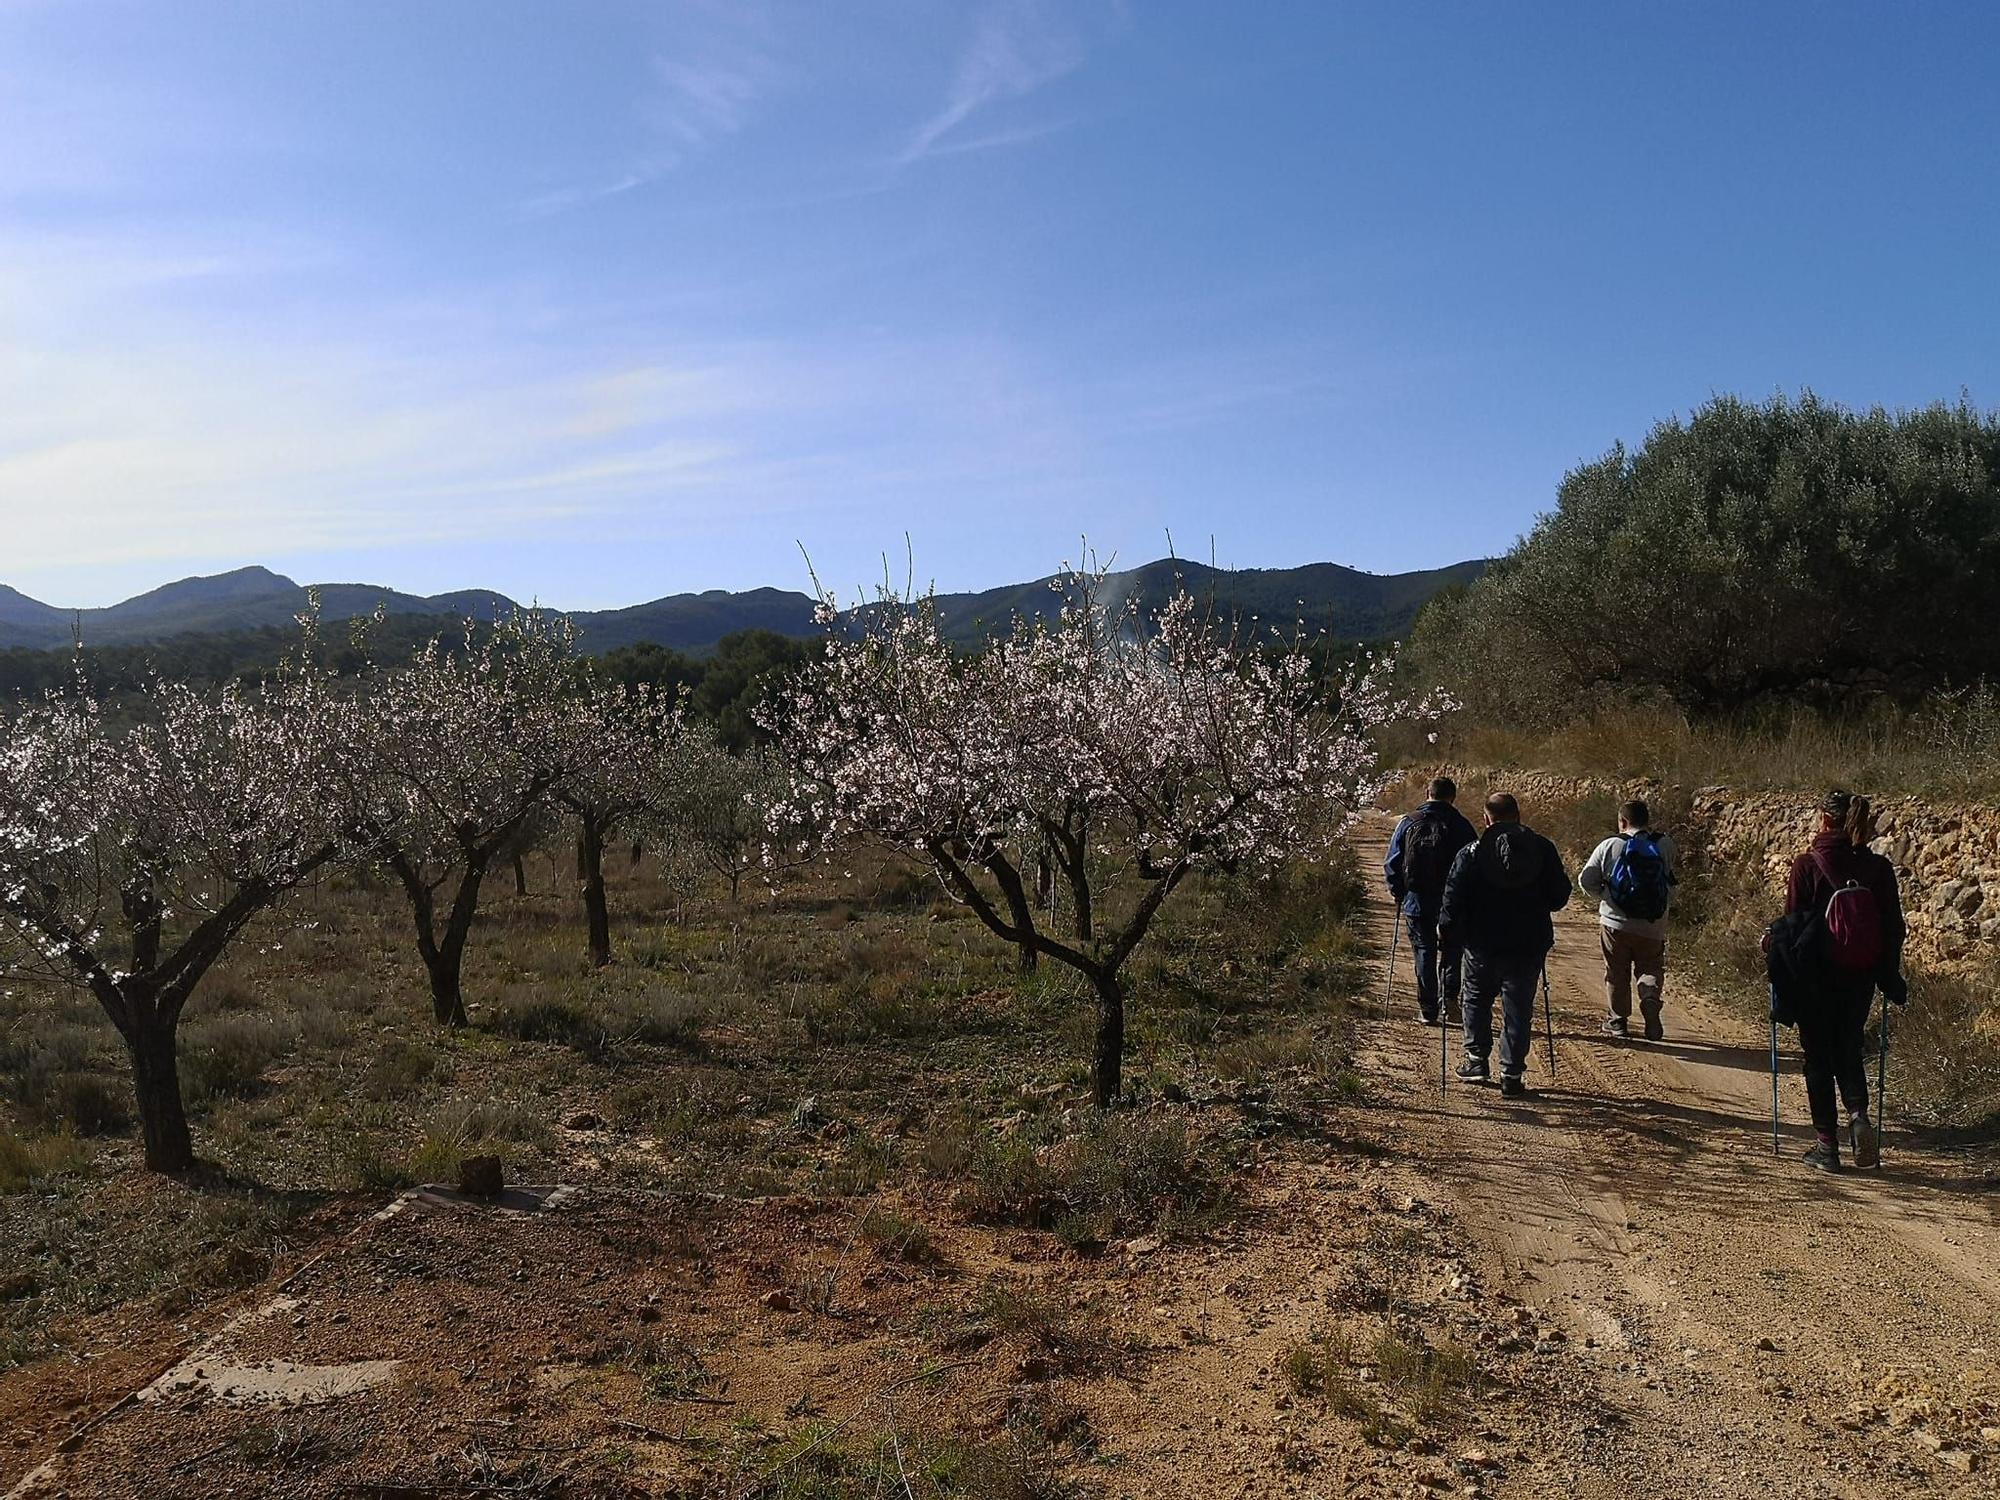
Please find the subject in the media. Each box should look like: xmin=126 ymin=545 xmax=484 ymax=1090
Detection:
xmin=361 ymin=1037 xmax=439 ymax=1101
xmin=0 ymin=1126 xmax=90 ymax=1191
xmin=181 ymin=1014 xmax=295 ymax=1105
xmin=485 ymin=993 xmax=589 ymax=1045
xmin=36 ymin=1071 xmax=133 ymax=1136
xmin=959 ymin=1112 xmax=1226 ymax=1240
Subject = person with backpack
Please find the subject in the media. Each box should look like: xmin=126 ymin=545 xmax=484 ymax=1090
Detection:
xmin=1576 ymin=799 xmax=1678 ymax=1041
xmin=1438 ymin=792 xmax=1574 ymax=1097
xmin=1384 ymin=777 xmax=1479 ymax=1026
xmin=1775 ymin=790 xmax=1908 ymax=1172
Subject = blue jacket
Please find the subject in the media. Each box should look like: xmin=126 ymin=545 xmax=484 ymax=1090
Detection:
xmin=1384 ymin=801 xmax=1479 ymax=917
xmin=1438 ymin=821 xmax=1572 ymax=958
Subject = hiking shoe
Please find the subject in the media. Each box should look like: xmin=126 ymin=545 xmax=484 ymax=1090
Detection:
xmin=1498 ymin=1074 xmax=1527 ymax=1099
xmin=1455 ymin=1060 xmax=1489 ymax=1084
xmin=1418 ymin=1009 xmax=1439 ymax=1026
xmin=1641 ymin=1014 xmax=1665 ymax=1042
xmin=1801 ymin=1141 xmax=1842 ymax=1173
xmin=1601 ymin=1016 xmax=1629 ymax=1039
xmin=1849 ymin=1113 xmax=1880 ymax=1170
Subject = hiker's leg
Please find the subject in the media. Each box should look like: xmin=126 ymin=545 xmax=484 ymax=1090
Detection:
xmin=1832 ymin=986 xmax=1871 ymax=1121
xmin=1407 ymin=911 xmax=1439 ymax=1021
xmin=1460 ymin=950 xmax=1495 ymax=1066
xmin=1496 ymin=957 xmax=1536 ymax=1080
xmin=1634 ymin=935 xmax=1666 ymax=1023
xmin=1601 ymin=926 xmax=1632 ymax=1020
xmin=1795 ymin=1004 xmax=1840 ymax=1146
xmin=1440 ymin=930 xmax=1464 ymax=1022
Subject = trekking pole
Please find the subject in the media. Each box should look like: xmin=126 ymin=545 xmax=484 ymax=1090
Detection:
xmin=1440 ymin=986 xmax=1449 ymax=1097
xmin=1875 ymin=991 xmax=1891 ymax=1171
xmin=1540 ymin=964 xmax=1556 ymax=1080
xmin=1769 ymin=1018 xmax=1780 ymax=1158
xmin=1382 ymin=916 xmax=1401 ymax=1012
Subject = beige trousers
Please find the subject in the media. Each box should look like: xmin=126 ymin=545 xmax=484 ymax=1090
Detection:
xmin=1601 ymin=926 xmax=1666 ymax=1020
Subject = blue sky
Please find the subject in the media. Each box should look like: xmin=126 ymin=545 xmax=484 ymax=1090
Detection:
xmin=2 ymin=2 xmax=1996 ymax=608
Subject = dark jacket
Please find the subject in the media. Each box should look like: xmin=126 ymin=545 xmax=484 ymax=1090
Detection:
xmin=1438 ymin=821 xmax=1573 ymax=959
xmin=1785 ymin=831 xmax=1908 ymax=1001
xmin=1384 ymin=800 xmax=1479 ymax=917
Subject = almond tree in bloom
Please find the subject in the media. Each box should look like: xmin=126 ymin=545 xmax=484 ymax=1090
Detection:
xmin=553 ymin=682 xmax=691 ymax=966
xmin=0 ymin=661 xmax=357 ymax=1173
xmin=763 ymin=568 xmax=1421 ymax=1106
xmin=357 ymin=612 xmax=649 ymax=1023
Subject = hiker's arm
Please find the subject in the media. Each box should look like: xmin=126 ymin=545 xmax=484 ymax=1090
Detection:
xmin=1383 ymin=818 xmax=1408 ymax=901
xmin=1784 ymin=855 xmax=1811 ymax=915
xmin=1577 ymin=838 xmax=1610 ymax=898
xmin=1437 ymin=848 xmax=1470 ymax=941
xmin=1879 ymin=863 xmax=1909 ymax=1000
xmin=1544 ymin=846 xmax=1573 ymax=911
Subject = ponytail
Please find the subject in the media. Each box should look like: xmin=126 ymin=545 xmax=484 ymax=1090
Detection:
xmin=1846 ymin=795 xmax=1874 ymax=848
xmin=1821 ymin=789 xmax=1874 ymax=847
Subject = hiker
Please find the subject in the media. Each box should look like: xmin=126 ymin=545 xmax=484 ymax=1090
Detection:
xmin=1384 ymin=776 xmax=1479 ymax=1026
xmin=1438 ymin=792 xmax=1573 ymax=1097
xmin=1777 ymin=790 xmax=1908 ymax=1172
xmin=1576 ymin=799 xmax=1678 ymax=1041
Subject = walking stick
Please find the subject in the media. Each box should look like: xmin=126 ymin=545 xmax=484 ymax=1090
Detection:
xmin=1382 ymin=913 xmax=1401 ymax=1011
xmin=1440 ymin=982 xmax=1449 ymax=1097
xmin=1540 ymin=964 xmax=1556 ymax=1080
xmin=1875 ymin=991 xmax=1891 ymax=1171
xmin=1769 ymin=1018 xmax=1780 ymax=1157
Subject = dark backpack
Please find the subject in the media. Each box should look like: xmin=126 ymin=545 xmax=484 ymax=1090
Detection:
xmin=1406 ymin=807 xmax=1456 ymax=902
xmin=1608 ymin=829 xmax=1672 ymax=921
xmin=1763 ymin=907 xmax=1824 ymax=1026
xmin=1814 ymin=853 xmax=1884 ymax=972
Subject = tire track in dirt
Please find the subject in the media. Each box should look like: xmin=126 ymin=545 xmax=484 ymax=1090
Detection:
xmin=1348 ymin=811 xmax=2000 ymax=1497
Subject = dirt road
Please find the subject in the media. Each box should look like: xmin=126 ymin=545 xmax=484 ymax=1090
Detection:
xmin=1349 ymin=812 xmax=2000 ymax=1495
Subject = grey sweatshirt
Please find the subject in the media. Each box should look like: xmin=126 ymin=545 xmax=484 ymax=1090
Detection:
xmin=1577 ymin=830 xmax=1678 ymax=940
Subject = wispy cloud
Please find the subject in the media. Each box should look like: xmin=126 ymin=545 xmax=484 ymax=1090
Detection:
xmin=517 ymin=11 xmax=781 ymax=217
xmin=901 ymin=1 xmax=1092 ymax=165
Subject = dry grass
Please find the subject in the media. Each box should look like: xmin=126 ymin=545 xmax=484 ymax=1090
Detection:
xmin=0 ymin=839 xmax=1370 ymax=1372
xmin=1427 ymin=693 xmax=2000 ymax=801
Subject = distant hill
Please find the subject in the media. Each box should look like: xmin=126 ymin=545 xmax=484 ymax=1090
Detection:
xmin=0 ymin=557 xmax=1487 ymax=657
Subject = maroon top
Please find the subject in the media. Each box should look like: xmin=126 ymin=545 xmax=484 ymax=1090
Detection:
xmin=1786 ymin=830 xmax=1907 ymax=964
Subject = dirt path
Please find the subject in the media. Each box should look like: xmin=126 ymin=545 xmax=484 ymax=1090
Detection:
xmin=1348 ymin=811 xmax=2000 ymax=1495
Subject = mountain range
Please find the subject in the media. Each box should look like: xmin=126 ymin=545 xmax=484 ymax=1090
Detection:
xmin=0 ymin=557 xmax=1488 ymax=657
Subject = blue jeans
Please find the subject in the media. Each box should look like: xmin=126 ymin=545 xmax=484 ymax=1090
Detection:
xmin=1405 ymin=909 xmax=1462 ymax=1021
xmin=1461 ymin=950 xmax=1542 ymax=1080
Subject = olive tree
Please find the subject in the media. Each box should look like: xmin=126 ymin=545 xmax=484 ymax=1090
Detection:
xmin=763 ymin=569 xmax=1415 ymax=1105
xmin=0 ymin=666 xmax=357 ymax=1173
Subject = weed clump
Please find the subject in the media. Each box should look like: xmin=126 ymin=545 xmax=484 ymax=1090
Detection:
xmin=958 ymin=1112 xmax=1227 ymax=1244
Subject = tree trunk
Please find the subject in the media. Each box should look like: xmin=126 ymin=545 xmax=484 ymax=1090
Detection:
xmin=579 ymin=817 xmax=611 ymax=968
xmin=1090 ymin=972 xmax=1124 ymax=1108
xmin=513 ymin=854 xmax=528 ymax=896
xmin=126 ymin=1017 xmax=195 ymax=1175
xmin=727 ymin=868 xmax=742 ymax=904
xmin=421 ymin=945 xmax=469 ymax=1027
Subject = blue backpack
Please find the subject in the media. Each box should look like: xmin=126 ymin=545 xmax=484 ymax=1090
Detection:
xmin=1608 ymin=830 xmax=1672 ymax=921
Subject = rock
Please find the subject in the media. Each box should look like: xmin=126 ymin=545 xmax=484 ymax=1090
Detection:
xmin=1911 ymin=1428 xmax=1945 ymax=1453
xmin=1754 ymin=1336 xmax=1778 ymax=1352
xmin=791 ymin=1097 xmax=828 ymax=1132
xmin=564 ymin=1110 xmax=602 ymax=1131
xmin=1953 ymin=884 xmax=1985 ymax=917
xmin=458 ymin=1155 xmax=504 ymax=1198
xmin=1125 ymin=1236 xmax=1162 ymax=1257
xmin=760 ymin=1290 xmax=795 ymax=1313
xmin=1942 ymin=1448 xmax=1978 ymax=1474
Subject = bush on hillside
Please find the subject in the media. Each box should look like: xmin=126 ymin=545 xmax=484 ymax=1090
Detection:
xmin=1414 ymin=392 xmax=2000 ymax=724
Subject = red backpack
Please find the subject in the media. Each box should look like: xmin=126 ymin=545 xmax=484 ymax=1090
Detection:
xmin=1813 ymin=853 xmax=1883 ymax=972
